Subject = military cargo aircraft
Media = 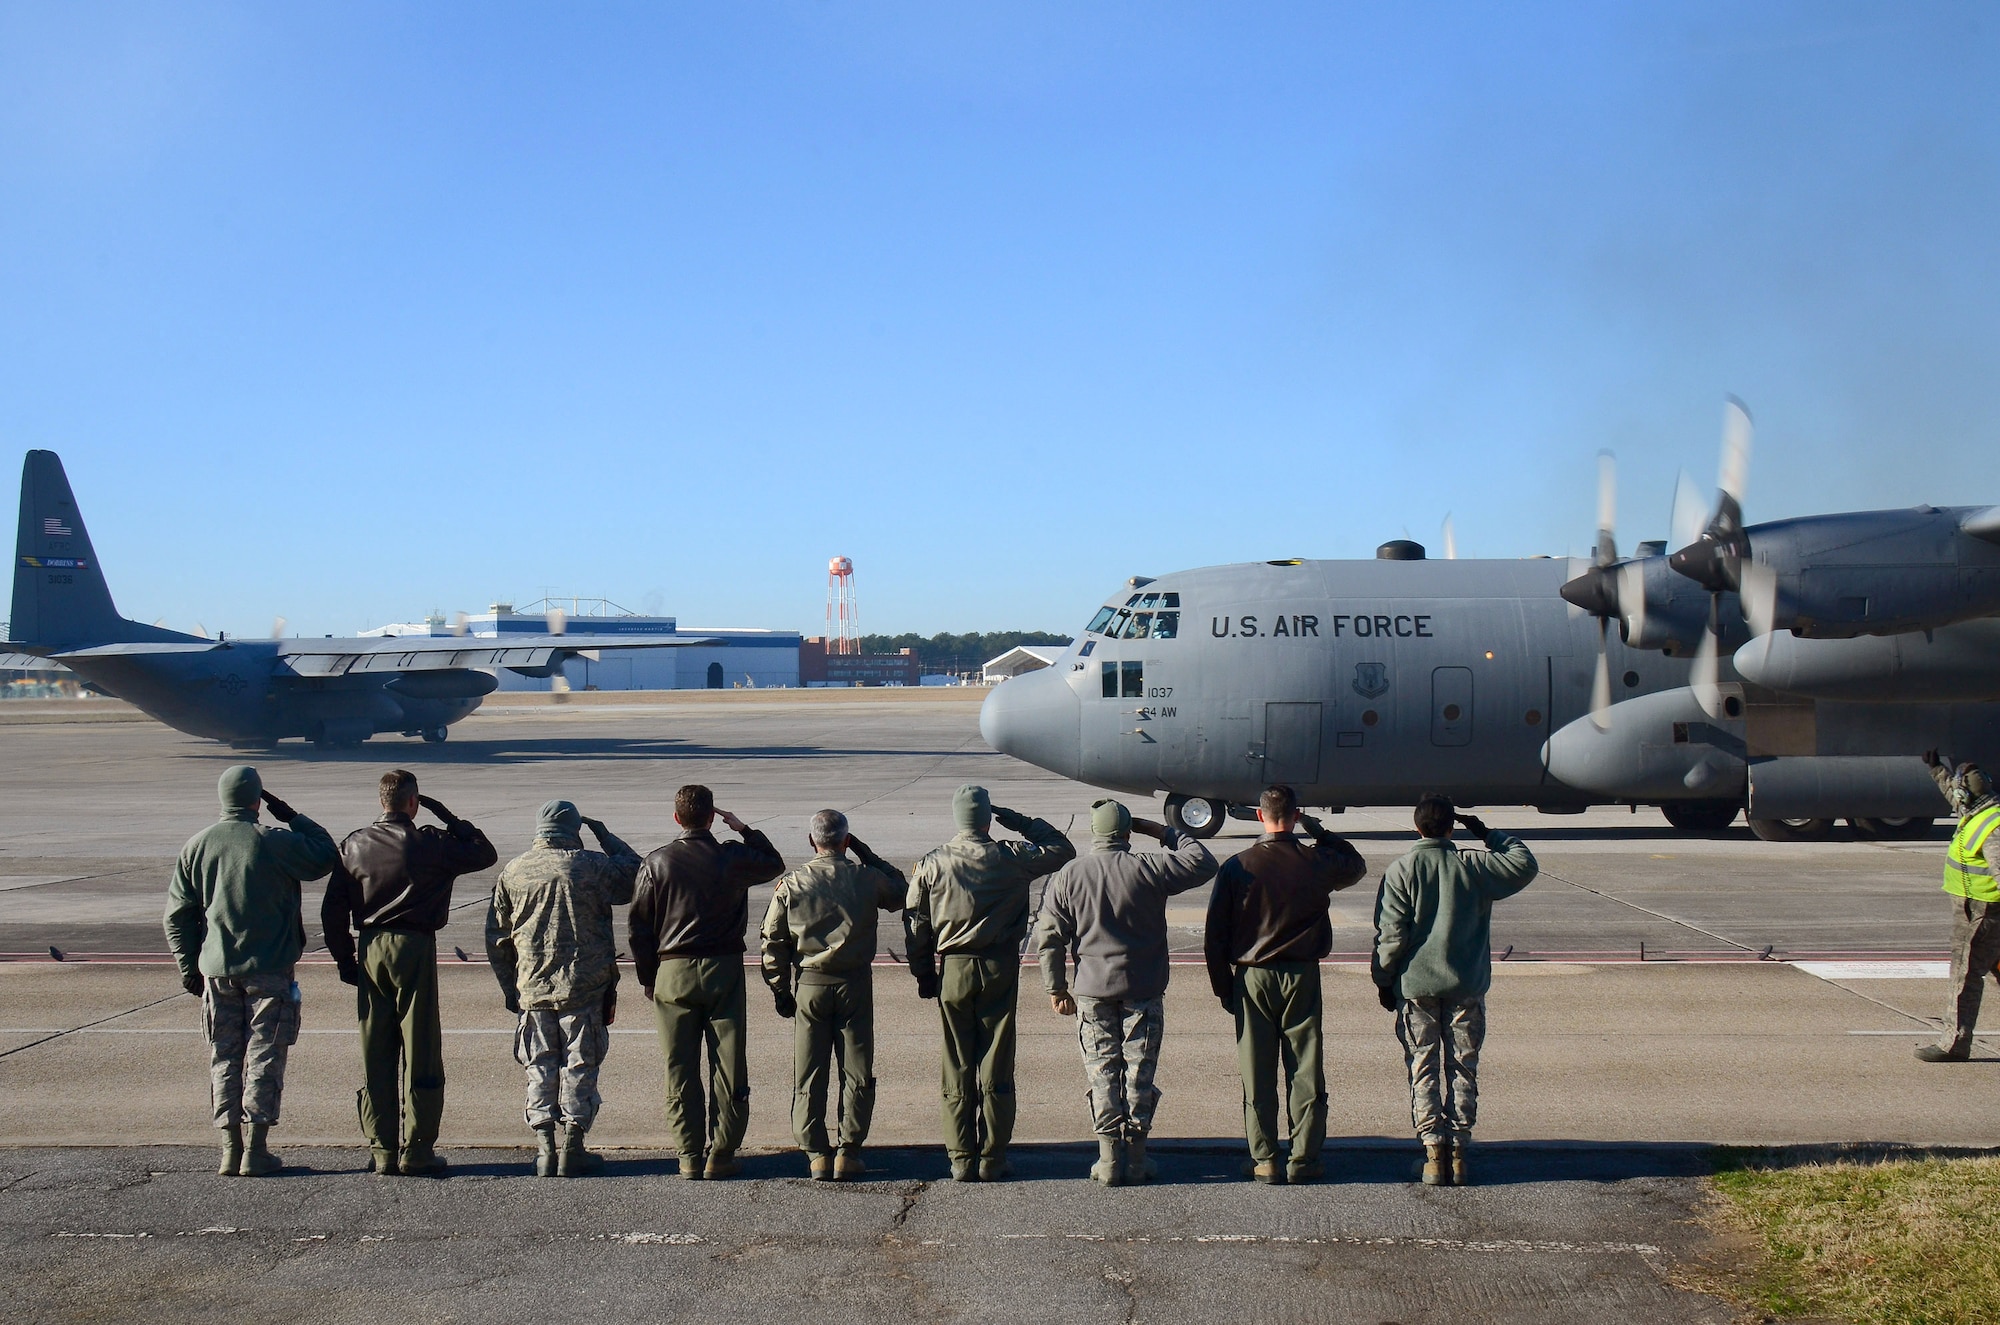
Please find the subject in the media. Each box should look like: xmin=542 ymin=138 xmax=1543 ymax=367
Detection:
xmin=981 ymin=403 xmax=2000 ymax=842
xmin=6 ymin=450 xmax=716 ymax=749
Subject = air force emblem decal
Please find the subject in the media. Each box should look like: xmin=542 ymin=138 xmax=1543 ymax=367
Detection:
xmin=1352 ymin=662 xmax=1390 ymax=699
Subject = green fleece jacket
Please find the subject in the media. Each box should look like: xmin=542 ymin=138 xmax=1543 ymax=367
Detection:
xmin=165 ymin=810 xmax=339 ymax=981
xmin=1372 ymin=831 xmax=1538 ymax=1001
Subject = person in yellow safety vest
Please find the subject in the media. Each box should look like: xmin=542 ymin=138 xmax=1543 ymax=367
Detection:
xmin=1917 ymin=750 xmax=2000 ymax=1062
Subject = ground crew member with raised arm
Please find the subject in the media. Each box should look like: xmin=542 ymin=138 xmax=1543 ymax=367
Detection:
xmin=165 ymin=767 xmax=337 ymax=1177
xmin=1916 ymin=750 xmax=2000 ymax=1063
xmin=322 ymin=771 xmax=497 ymax=1177
xmin=1204 ymin=784 xmax=1367 ymax=1184
xmin=906 ymin=785 xmax=1076 ymax=1182
xmin=1035 ymin=798 xmax=1216 ymax=1185
xmin=1372 ymin=796 xmax=1538 ymax=1186
xmin=487 ymin=800 xmax=642 ymax=1177
xmin=628 ymin=784 xmax=784 ymax=1179
xmin=760 ymin=809 xmax=907 ymax=1180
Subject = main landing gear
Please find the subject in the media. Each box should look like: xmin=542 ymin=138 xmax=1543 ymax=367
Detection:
xmin=1163 ymin=794 xmax=1226 ymax=840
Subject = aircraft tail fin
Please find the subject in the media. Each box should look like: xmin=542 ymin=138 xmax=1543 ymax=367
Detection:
xmin=10 ymin=451 xmax=186 ymax=650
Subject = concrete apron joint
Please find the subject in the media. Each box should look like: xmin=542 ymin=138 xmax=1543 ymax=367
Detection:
xmin=0 ymin=990 xmax=190 ymax=1060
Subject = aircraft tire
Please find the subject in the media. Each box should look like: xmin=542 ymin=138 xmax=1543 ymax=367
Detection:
xmin=1661 ymin=800 xmax=1741 ymax=833
xmin=1747 ymin=816 xmax=1834 ymax=843
xmin=1164 ymin=794 xmax=1226 ymax=840
xmin=422 ymin=726 xmax=449 ymax=744
xmin=1850 ymin=815 xmax=1934 ymax=840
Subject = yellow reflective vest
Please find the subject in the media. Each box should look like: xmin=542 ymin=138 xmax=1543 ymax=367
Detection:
xmin=1943 ymin=803 xmax=2000 ymax=903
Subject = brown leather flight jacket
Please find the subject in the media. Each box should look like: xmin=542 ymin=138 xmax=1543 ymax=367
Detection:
xmin=1203 ymin=827 xmax=1368 ymax=1000
xmin=322 ymin=811 xmax=498 ymax=974
xmin=628 ymin=826 xmax=785 ymax=986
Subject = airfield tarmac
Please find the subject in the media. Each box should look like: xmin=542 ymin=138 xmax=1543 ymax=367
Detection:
xmin=2 ymin=689 xmax=1994 ymax=1323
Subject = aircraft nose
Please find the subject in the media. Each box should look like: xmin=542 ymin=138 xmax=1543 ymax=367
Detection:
xmin=979 ymin=664 xmax=1082 ymax=778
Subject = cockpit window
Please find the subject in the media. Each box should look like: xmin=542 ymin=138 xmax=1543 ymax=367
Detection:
xmin=1152 ymin=611 xmax=1179 ymax=639
xmin=1107 ymin=609 xmax=1131 ymax=637
xmin=1123 ymin=612 xmax=1153 ymax=640
xmin=1086 ymin=607 xmax=1116 ymax=635
xmin=1126 ymin=594 xmax=1143 ymax=607
xmin=1138 ymin=592 xmax=1159 ymax=609
xmin=1162 ymin=592 xmax=1179 ymax=608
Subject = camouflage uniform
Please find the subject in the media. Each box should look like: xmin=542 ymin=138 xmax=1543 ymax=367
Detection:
xmin=906 ymin=791 xmax=1076 ymax=1169
xmin=487 ymin=820 xmax=642 ymax=1132
xmin=760 ymin=842 xmax=907 ymax=1158
xmin=203 ymin=972 xmax=302 ymax=1126
xmin=165 ymin=767 xmax=337 ymax=1135
xmin=1074 ymin=995 xmax=1165 ymax=1137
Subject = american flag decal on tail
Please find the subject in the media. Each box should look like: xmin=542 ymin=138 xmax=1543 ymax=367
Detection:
xmin=43 ymin=517 xmax=72 ymax=537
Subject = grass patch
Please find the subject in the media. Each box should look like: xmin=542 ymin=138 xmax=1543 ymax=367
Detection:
xmin=1708 ymin=1149 xmax=2000 ymax=1324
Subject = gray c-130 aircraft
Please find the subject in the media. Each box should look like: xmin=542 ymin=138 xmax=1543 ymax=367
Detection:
xmin=6 ymin=450 xmax=718 ymax=749
xmin=981 ymin=402 xmax=2000 ymax=842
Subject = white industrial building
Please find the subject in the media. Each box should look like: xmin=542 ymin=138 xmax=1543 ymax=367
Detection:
xmin=981 ymin=645 xmax=1065 ymax=683
xmin=362 ymin=603 xmax=800 ymax=691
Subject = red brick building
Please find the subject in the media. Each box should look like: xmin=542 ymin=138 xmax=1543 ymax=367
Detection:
xmin=798 ymin=637 xmax=921 ymax=687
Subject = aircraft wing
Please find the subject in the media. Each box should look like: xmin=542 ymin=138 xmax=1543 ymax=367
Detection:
xmin=0 ymin=651 xmax=71 ymax=672
xmin=271 ymin=634 xmax=725 ymax=678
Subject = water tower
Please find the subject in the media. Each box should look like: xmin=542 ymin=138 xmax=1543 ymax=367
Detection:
xmin=827 ymin=556 xmax=859 ymax=656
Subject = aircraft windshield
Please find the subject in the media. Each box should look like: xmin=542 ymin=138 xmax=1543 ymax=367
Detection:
xmin=1088 ymin=592 xmax=1179 ymax=639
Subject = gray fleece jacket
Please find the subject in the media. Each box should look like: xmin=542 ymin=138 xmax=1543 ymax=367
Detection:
xmin=1034 ymin=829 xmax=1218 ymax=1001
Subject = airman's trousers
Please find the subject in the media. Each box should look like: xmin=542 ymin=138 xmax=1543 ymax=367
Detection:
xmin=516 ymin=1005 xmax=610 ymax=1132
xmin=356 ymin=929 xmax=445 ymax=1152
xmin=938 ymin=952 xmax=1018 ymax=1161
xmin=791 ymin=973 xmax=876 ymax=1156
xmin=1397 ymin=994 xmax=1485 ymax=1145
xmin=1233 ymin=963 xmax=1326 ymax=1165
xmin=204 ymin=969 xmax=300 ymax=1128
xmin=1075 ymin=994 xmax=1164 ymax=1138
xmin=652 ymin=957 xmax=749 ymax=1159
xmin=1938 ymin=897 xmax=2000 ymax=1055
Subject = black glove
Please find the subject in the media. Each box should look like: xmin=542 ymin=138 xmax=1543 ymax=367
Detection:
xmin=1377 ymin=983 xmax=1398 ymax=1012
xmin=417 ymin=794 xmax=459 ymax=825
xmin=260 ymin=790 xmax=298 ymax=823
xmin=582 ymin=817 xmax=605 ymax=837
xmin=1297 ymin=813 xmax=1324 ymax=835
xmin=992 ymin=806 xmax=1028 ymax=833
xmin=773 ymin=989 xmax=797 ymax=1019
xmin=182 ymin=972 xmax=204 ymax=997
xmin=1922 ymin=749 xmax=1943 ymax=768
xmin=1456 ymin=813 xmax=1489 ymax=839
xmin=913 ymin=969 xmax=939 ymax=1000
xmin=337 ymin=964 xmax=360 ymax=987
xmin=1219 ymin=993 xmax=1237 ymax=1016
xmin=504 ymin=995 xmax=521 ymax=1016
xmin=846 ymin=834 xmax=874 ymax=860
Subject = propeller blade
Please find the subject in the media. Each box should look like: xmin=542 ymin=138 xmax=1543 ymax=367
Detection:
xmin=1690 ymin=622 xmax=1722 ymax=718
xmin=1595 ymin=450 xmax=1617 ymax=566
xmin=270 ymin=616 xmax=287 ymax=641
xmin=546 ymin=608 xmax=566 ymax=637
xmin=1718 ymin=395 xmax=1753 ymax=508
xmin=192 ymin=621 xmax=209 ymax=639
xmin=1589 ymin=623 xmax=1613 ymax=731
xmin=1740 ymin=561 xmax=1778 ymax=638
xmin=1441 ymin=514 xmax=1458 ymax=560
xmin=452 ymin=612 xmax=470 ymax=638
xmin=1617 ymin=559 xmax=1647 ymax=644
xmin=1670 ymin=470 xmax=1708 ymax=552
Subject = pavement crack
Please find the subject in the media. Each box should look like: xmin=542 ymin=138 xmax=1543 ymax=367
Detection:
xmin=1103 ymin=1258 xmax=1139 ymax=1324
xmin=0 ymin=990 xmax=190 ymax=1061
xmin=888 ymin=1180 xmax=930 ymax=1229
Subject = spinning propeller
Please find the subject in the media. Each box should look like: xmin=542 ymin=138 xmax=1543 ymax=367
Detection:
xmin=1667 ymin=397 xmax=1776 ymax=716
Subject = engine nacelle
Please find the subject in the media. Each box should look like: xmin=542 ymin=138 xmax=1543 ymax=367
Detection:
xmin=1743 ymin=507 xmax=2000 ymax=639
xmin=1735 ymin=619 xmax=2000 ymax=703
xmin=1543 ymin=687 xmax=1747 ymax=800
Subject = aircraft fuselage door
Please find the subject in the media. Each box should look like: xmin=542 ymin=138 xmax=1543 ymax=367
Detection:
xmin=1431 ymin=667 xmax=1472 ymax=747
xmin=1262 ymin=701 xmax=1322 ymax=785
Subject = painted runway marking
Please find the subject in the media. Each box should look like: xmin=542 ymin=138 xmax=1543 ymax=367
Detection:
xmin=1796 ymin=961 xmax=1950 ymax=979
xmin=972 ymin=1232 xmax=1663 ymax=1255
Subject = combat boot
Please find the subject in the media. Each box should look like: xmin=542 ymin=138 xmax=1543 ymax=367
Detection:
xmin=833 ymin=1147 xmax=866 ymax=1181
xmin=239 ymin=1123 xmax=282 ymax=1177
xmin=1421 ymin=1142 xmax=1451 ymax=1186
xmin=1450 ymin=1140 xmax=1472 ymax=1187
xmin=369 ymin=1146 xmax=399 ymax=1176
xmin=978 ymin=1154 xmax=1012 ymax=1182
xmin=949 ymin=1155 xmax=978 ymax=1182
xmin=809 ymin=1153 xmax=835 ymax=1181
xmin=1287 ymin=1158 xmax=1324 ymax=1185
xmin=1244 ymin=1160 xmax=1285 ymax=1185
xmin=1915 ymin=1044 xmax=1970 ymax=1063
xmin=704 ymin=1151 xmax=741 ymax=1180
xmin=400 ymin=1140 xmax=448 ymax=1177
xmin=1091 ymin=1137 xmax=1126 ymax=1186
xmin=1125 ymin=1134 xmax=1157 ymax=1184
xmin=533 ymin=1126 xmax=559 ymax=1177
xmin=679 ymin=1152 xmax=707 ymax=1180
xmin=558 ymin=1125 xmax=603 ymax=1177
xmin=218 ymin=1125 xmax=244 ymax=1176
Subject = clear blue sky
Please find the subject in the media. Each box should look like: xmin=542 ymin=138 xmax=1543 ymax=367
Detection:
xmin=3 ymin=3 xmax=1995 ymax=639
